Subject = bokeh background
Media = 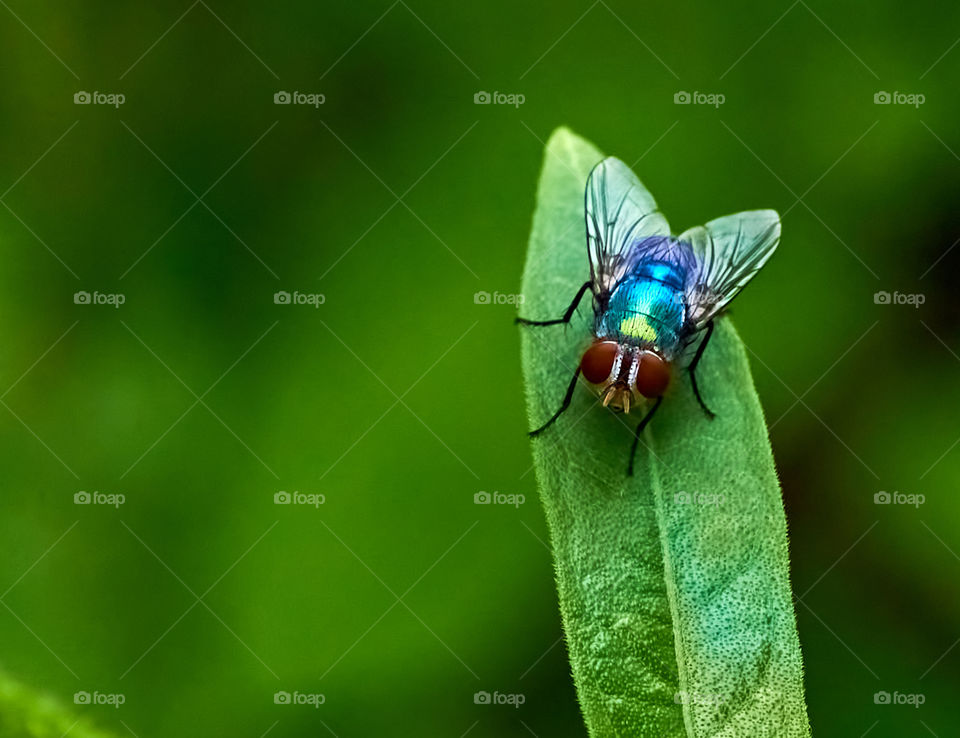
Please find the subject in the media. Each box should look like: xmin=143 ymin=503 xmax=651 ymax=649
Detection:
xmin=0 ymin=1 xmax=957 ymax=736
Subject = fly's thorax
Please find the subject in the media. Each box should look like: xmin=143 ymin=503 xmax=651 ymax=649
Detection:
xmin=633 ymin=260 xmax=686 ymax=290
xmin=598 ymin=269 xmax=687 ymax=355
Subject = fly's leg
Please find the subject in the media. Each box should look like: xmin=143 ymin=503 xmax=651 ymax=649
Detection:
xmin=530 ymin=368 xmax=581 ymax=437
xmin=627 ymin=396 xmax=663 ymax=476
xmin=688 ymin=319 xmax=716 ymax=419
xmin=516 ymin=281 xmax=592 ymax=326
xmin=522 ymin=281 xmax=593 ymax=436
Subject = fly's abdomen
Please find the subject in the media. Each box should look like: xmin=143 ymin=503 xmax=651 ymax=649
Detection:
xmin=599 ymin=267 xmax=686 ymax=352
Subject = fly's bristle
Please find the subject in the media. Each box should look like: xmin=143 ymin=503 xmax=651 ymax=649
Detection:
xmin=623 ymin=392 xmax=631 ymax=414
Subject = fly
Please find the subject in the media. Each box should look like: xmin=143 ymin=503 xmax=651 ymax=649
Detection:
xmin=517 ymin=156 xmax=780 ymax=475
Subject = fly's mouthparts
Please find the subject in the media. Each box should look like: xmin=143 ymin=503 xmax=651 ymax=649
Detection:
xmin=600 ymin=383 xmax=618 ymax=406
xmin=601 ymin=381 xmax=633 ymax=414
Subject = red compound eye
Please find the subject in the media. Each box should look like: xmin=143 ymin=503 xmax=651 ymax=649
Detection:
xmin=580 ymin=341 xmax=619 ymax=384
xmin=635 ymin=351 xmax=670 ymax=398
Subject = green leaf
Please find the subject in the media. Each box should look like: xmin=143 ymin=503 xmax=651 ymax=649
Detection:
xmin=518 ymin=128 xmax=811 ymax=738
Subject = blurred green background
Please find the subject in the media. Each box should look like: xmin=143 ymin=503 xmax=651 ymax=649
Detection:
xmin=0 ymin=1 xmax=957 ymax=736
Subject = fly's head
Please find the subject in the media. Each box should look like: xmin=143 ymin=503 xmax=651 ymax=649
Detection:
xmin=579 ymin=340 xmax=671 ymax=413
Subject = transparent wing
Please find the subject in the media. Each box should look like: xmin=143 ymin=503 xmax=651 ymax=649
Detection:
xmin=585 ymin=157 xmax=670 ymax=297
xmin=680 ymin=209 xmax=780 ymax=329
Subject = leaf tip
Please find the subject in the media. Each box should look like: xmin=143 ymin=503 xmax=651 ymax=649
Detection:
xmin=545 ymin=126 xmax=587 ymax=156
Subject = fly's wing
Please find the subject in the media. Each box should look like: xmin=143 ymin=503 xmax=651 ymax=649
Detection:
xmin=680 ymin=210 xmax=780 ymax=329
xmin=585 ymin=157 xmax=670 ymax=297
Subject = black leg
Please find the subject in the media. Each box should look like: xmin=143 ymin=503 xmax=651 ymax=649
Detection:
xmin=516 ymin=281 xmax=592 ymax=327
xmin=688 ymin=320 xmax=716 ymax=419
xmin=627 ymin=396 xmax=663 ymax=476
xmin=530 ymin=367 xmax=581 ymax=437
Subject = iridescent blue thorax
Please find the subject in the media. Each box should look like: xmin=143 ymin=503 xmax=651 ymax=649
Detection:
xmin=595 ymin=260 xmax=687 ymax=355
